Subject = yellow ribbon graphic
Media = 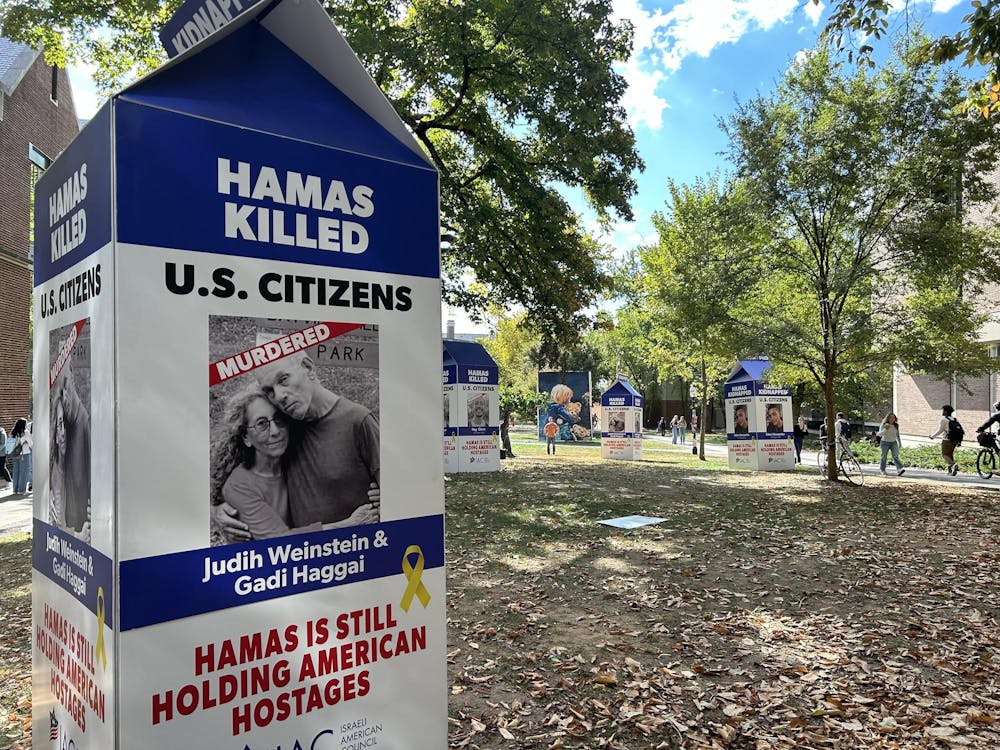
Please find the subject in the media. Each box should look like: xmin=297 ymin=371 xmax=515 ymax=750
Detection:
xmin=399 ymin=545 xmax=431 ymax=612
xmin=95 ymin=587 xmax=107 ymax=671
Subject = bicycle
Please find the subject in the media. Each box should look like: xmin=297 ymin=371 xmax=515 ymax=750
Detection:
xmin=817 ymin=435 xmax=864 ymax=485
xmin=976 ymin=430 xmax=998 ymax=479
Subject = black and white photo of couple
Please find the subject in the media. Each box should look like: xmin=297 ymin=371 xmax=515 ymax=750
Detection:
xmin=209 ymin=317 xmax=380 ymax=545
xmin=48 ymin=319 xmax=93 ymax=543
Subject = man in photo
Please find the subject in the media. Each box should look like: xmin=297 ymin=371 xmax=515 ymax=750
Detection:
xmin=467 ymin=394 xmax=489 ymax=427
xmin=216 ymin=352 xmax=379 ymax=540
xmin=733 ymin=404 xmax=749 ymax=434
xmin=609 ymin=412 xmax=626 ymax=432
xmin=765 ymin=403 xmax=784 ymax=433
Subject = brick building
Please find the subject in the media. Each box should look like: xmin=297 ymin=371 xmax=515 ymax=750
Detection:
xmin=894 ymin=170 xmax=1000 ymax=437
xmin=0 ymin=38 xmax=79 ymax=430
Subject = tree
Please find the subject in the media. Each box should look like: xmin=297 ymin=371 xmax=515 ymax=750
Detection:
xmin=1 ymin=0 xmax=641 ymax=344
xmin=819 ymin=0 xmax=1000 ymax=117
xmin=724 ymin=45 xmax=1000 ymax=479
xmin=629 ymin=175 xmax=764 ymax=459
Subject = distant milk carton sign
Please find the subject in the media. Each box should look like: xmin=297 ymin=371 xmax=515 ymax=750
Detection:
xmin=32 ymin=1 xmax=446 ymax=748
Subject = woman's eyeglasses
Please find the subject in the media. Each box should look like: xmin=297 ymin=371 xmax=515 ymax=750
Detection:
xmin=245 ymin=414 xmax=289 ymax=435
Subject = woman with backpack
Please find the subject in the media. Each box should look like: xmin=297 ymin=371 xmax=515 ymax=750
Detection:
xmin=929 ymin=404 xmax=963 ymax=476
xmin=9 ymin=418 xmax=31 ymax=494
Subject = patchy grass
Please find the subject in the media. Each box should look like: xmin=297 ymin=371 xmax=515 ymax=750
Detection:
xmin=0 ymin=533 xmax=32 ymax=748
xmin=446 ymin=450 xmax=1000 ymax=749
xmin=3 ymin=450 xmax=1000 ymax=749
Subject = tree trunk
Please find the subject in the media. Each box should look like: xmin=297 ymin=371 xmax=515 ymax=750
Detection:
xmin=824 ymin=369 xmax=838 ymax=481
xmin=699 ymin=356 xmax=708 ymax=460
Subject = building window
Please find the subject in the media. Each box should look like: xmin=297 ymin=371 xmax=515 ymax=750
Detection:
xmin=51 ymin=65 xmax=58 ymax=104
xmin=28 ymin=144 xmax=52 ymax=261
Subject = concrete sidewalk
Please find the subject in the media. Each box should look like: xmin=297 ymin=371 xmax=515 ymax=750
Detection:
xmin=0 ymin=482 xmax=33 ymax=536
xmin=643 ymin=432 xmax=1000 ymax=490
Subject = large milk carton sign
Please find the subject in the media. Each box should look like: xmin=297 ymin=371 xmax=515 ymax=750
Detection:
xmin=600 ymin=378 xmax=643 ymax=461
xmin=442 ymin=364 xmax=459 ymax=473
xmin=31 ymin=1 xmax=446 ymax=748
xmin=443 ymin=340 xmax=500 ymax=473
xmin=724 ymin=381 xmax=756 ymax=469
xmin=754 ymin=384 xmax=794 ymax=470
xmin=724 ymin=359 xmax=794 ymax=471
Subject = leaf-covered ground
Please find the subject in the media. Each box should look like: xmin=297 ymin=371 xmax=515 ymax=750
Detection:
xmin=446 ymin=442 xmax=1000 ymax=749
xmin=2 ymin=443 xmax=999 ymax=748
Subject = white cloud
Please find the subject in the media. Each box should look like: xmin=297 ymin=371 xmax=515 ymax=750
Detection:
xmin=931 ymin=0 xmax=963 ymax=11
xmin=613 ymin=0 xmax=801 ymax=131
xmin=803 ymin=0 xmax=825 ymax=26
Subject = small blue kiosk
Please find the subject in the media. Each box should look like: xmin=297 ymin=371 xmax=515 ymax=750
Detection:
xmin=443 ymin=339 xmax=500 ymax=472
xmin=724 ymin=358 xmax=794 ymax=470
xmin=600 ymin=377 xmax=643 ymax=460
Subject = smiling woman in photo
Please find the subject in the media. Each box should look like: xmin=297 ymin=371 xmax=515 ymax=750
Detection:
xmin=211 ymin=383 xmax=322 ymax=541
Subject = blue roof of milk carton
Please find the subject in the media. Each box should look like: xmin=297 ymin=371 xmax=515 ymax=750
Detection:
xmin=602 ymin=378 xmax=641 ymax=401
xmin=120 ymin=23 xmax=427 ymax=168
xmin=442 ymin=340 xmax=498 ymax=370
xmin=726 ymin=358 xmax=772 ymax=383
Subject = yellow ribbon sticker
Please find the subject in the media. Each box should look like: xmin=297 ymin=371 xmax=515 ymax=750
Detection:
xmin=399 ymin=545 xmax=431 ymax=612
xmin=95 ymin=587 xmax=108 ymax=671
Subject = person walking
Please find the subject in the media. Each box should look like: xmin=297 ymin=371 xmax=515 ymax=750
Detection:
xmin=877 ymin=413 xmax=905 ymax=477
xmin=678 ymin=415 xmax=687 ymax=444
xmin=793 ymin=416 xmax=808 ymax=464
xmin=670 ymin=415 xmax=679 ymax=444
xmin=0 ymin=423 xmax=10 ymax=491
xmin=544 ymin=416 xmax=559 ymax=455
xmin=929 ymin=404 xmax=963 ymax=476
xmin=9 ymin=418 xmax=32 ymax=494
xmin=657 ymin=416 xmax=666 ymax=436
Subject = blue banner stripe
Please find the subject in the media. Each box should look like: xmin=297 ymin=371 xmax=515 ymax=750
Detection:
xmin=119 ymin=514 xmax=443 ymax=631
xmin=33 ymin=106 xmax=113 ymax=286
xmin=115 ymin=99 xmax=439 ymax=280
xmin=32 ymin=519 xmax=115 ymax=626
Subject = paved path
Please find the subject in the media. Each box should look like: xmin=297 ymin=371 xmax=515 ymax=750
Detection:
xmin=640 ymin=433 xmax=1000 ymax=490
xmin=0 ymin=483 xmax=33 ymax=536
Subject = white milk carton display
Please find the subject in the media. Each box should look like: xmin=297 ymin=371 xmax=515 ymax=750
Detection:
xmin=600 ymin=378 xmax=643 ymax=461
xmin=724 ymin=359 xmax=794 ymax=471
xmin=31 ymin=1 xmax=446 ymax=747
xmin=443 ymin=340 xmax=500 ymax=473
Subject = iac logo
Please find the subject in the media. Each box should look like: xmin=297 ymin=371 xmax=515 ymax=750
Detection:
xmin=243 ymin=728 xmax=338 ymax=750
xmin=49 ymin=710 xmax=78 ymax=749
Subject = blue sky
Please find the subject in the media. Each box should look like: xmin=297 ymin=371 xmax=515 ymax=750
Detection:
xmin=597 ymin=0 xmax=971 ymax=253
xmin=65 ymin=0 xmax=972 ymax=332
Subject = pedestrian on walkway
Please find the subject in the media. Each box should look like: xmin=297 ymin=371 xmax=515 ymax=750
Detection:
xmin=678 ymin=416 xmax=687 ymax=444
xmin=0 ymin=423 xmax=10 ymax=490
xmin=9 ymin=418 xmax=31 ymax=494
xmin=544 ymin=417 xmax=559 ymax=455
xmin=877 ymin=413 xmax=905 ymax=476
xmin=793 ymin=416 xmax=807 ymax=463
xmin=657 ymin=416 xmax=666 ymax=436
xmin=670 ymin=415 xmax=679 ymax=444
xmin=929 ymin=404 xmax=963 ymax=476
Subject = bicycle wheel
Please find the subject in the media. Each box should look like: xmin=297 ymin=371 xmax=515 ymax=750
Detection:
xmin=977 ymin=448 xmax=996 ymax=480
xmin=840 ymin=453 xmax=864 ymax=486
